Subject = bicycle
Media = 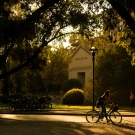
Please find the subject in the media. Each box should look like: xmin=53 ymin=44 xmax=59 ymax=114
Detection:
xmin=6 ymin=96 xmax=53 ymax=112
xmin=86 ymin=102 xmax=122 ymax=123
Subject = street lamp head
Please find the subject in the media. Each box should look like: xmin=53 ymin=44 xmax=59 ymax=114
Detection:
xmin=90 ymin=46 xmax=98 ymax=53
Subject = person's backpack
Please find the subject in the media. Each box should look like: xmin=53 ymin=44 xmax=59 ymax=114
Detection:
xmin=96 ymin=96 xmax=103 ymax=106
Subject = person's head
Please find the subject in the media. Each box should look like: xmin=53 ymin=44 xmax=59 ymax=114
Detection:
xmin=105 ymin=90 xmax=110 ymax=97
xmin=102 ymin=90 xmax=110 ymax=97
xmin=131 ymin=90 xmax=135 ymax=95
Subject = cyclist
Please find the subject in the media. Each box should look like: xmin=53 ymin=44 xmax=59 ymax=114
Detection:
xmin=100 ymin=90 xmax=112 ymax=122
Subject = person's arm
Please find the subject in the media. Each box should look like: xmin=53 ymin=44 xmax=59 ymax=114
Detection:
xmin=130 ymin=95 xmax=132 ymax=102
xmin=130 ymin=93 xmax=134 ymax=102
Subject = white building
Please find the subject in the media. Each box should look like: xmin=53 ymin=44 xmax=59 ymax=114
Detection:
xmin=68 ymin=45 xmax=93 ymax=86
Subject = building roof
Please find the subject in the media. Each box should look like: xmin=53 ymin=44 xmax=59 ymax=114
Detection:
xmin=71 ymin=45 xmax=91 ymax=57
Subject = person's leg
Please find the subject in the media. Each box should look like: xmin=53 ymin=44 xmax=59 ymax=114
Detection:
xmin=101 ymin=103 xmax=109 ymax=121
xmin=101 ymin=103 xmax=106 ymax=114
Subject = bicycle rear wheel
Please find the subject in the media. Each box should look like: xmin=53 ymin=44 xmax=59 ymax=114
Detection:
xmin=7 ymin=103 xmax=15 ymax=112
xmin=86 ymin=111 xmax=99 ymax=123
xmin=109 ymin=111 xmax=122 ymax=123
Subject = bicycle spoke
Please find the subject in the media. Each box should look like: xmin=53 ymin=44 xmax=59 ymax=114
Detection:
xmin=109 ymin=111 xmax=122 ymax=123
xmin=86 ymin=111 xmax=99 ymax=123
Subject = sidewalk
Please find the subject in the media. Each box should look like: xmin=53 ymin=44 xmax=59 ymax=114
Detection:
xmin=0 ymin=107 xmax=135 ymax=116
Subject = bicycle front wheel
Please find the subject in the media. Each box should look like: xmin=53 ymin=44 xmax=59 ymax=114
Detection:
xmin=86 ymin=111 xmax=99 ymax=123
xmin=109 ymin=111 xmax=122 ymax=123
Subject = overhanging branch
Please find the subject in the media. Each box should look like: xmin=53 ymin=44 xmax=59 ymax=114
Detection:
xmin=0 ymin=37 xmax=48 ymax=80
xmin=107 ymin=0 xmax=135 ymax=34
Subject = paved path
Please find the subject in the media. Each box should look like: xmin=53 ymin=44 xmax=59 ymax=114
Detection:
xmin=0 ymin=114 xmax=135 ymax=135
xmin=0 ymin=107 xmax=135 ymax=124
xmin=0 ymin=113 xmax=135 ymax=124
xmin=0 ymin=108 xmax=135 ymax=135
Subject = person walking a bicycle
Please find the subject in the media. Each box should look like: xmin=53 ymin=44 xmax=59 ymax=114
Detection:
xmin=130 ymin=90 xmax=135 ymax=110
xmin=97 ymin=90 xmax=112 ymax=122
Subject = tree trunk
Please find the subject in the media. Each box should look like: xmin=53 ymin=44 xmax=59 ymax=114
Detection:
xmin=107 ymin=0 xmax=135 ymax=33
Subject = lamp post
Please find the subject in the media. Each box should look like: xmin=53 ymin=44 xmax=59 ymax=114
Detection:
xmin=90 ymin=46 xmax=98 ymax=111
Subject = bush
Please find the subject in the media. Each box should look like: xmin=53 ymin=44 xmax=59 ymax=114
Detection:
xmin=0 ymin=94 xmax=23 ymax=104
xmin=83 ymin=80 xmax=93 ymax=105
xmin=0 ymin=94 xmax=52 ymax=104
xmin=62 ymin=79 xmax=82 ymax=93
xmin=62 ymin=88 xmax=84 ymax=105
xmin=0 ymin=95 xmax=8 ymax=104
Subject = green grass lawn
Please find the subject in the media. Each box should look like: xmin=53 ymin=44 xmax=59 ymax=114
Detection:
xmin=52 ymin=104 xmax=131 ymax=111
xmin=52 ymin=104 xmax=91 ymax=110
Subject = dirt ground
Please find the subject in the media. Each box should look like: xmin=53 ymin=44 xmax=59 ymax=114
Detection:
xmin=0 ymin=119 xmax=135 ymax=135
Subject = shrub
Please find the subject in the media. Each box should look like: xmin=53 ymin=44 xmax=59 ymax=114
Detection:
xmin=62 ymin=78 xmax=82 ymax=93
xmin=0 ymin=95 xmax=8 ymax=104
xmin=0 ymin=94 xmax=23 ymax=104
xmin=83 ymin=80 xmax=93 ymax=105
xmin=62 ymin=88 xmax=84 ymax=105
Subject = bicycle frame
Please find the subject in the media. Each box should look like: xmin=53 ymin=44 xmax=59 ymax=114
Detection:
xmin=97 ymin=103 xmax=121 ymax=121
xmin=97 ymin=103 xmax=116 ymax=115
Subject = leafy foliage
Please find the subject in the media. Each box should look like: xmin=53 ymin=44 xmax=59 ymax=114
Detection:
xmin=94 ymin=46 xmax=135 ymax=105
xmin=62 ymin=78 xmax=83 ymax=93
xmin=115 ymin=29 xmax=135 ymax=65
xmin=83 ymin=78 xmax=93 ymax=105
xmin=1 ymin=0 xmax=135 ymax=97
xmin=1 ymin=0 xmax=135 ymax=80
xmin=83 ymin=45 xmax=135 ymax=106
xmin=0 ymin=0 xmax=102 ymax=79
xmin=44 ymin=46 xmax=70 ymax=84
xmin=61 ymin=88 xmax=84 ymax=105
xmin=46 ymin=82 xmax=62 ymax=93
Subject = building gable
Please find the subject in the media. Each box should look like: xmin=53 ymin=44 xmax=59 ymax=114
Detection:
xmin=69 ymin=45 xmax=92 ymax=69
xmin=71 ymin=45 xmax=91 ymax=58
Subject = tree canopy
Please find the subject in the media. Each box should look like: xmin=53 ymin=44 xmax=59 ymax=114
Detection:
xmin=1 ymin=0 xmax=135 ymax=80
xmin=94 ymin=45 xmax=135 ymax=105
xmin=0 ymin=0 xmax=101 ymax=79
